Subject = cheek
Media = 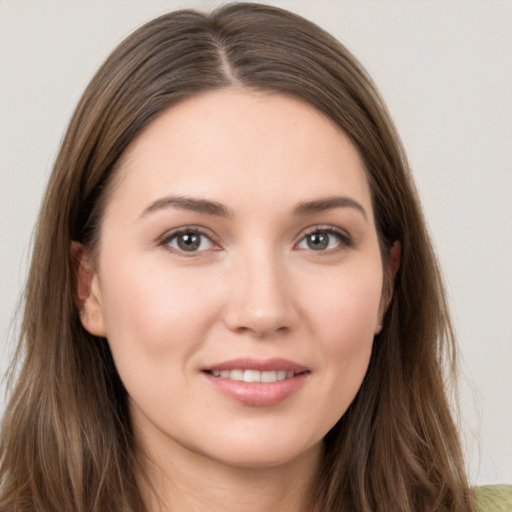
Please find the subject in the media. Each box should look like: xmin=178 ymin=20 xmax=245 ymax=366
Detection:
xmin=97 ymin=259 xmax=226 ymax=422
xmin=305 ymin=261 xmax=383 ymax=344
xmin=303 ymin=262 xmax=382 ymax=411
xmin=98 ymin=256 xmax=222 ymax=362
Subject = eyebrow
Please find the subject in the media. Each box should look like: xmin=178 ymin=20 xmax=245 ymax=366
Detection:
xmin=293 ymin=196 xmax=368 ymax=221
xmin=139 ymin=196 xmax=232 ymax=219
xmin=139 ymin=194 xmax=367 ymax=221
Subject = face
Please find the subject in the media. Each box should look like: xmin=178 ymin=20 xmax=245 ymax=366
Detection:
xmin=80 ymin=88 xmax=389 ymax=471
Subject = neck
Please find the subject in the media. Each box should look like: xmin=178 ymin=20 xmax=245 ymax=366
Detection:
xmin=136 ymin=432 xmax=323 ymax=512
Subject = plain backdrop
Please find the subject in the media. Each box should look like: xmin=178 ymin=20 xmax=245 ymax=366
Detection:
xmin=1 ymin=0 xmax=511 ymax=486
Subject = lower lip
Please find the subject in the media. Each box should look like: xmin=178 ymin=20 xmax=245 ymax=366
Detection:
xmin=202 ymin=372 xmax=309 ymax=407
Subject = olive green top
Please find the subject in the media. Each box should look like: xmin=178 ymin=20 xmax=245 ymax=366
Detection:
xmin=476 ymin=485 xmax=512 ymax=511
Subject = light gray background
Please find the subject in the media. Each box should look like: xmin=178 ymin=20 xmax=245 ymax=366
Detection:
xmin=1 ymin=0 xmax=511 ymax=485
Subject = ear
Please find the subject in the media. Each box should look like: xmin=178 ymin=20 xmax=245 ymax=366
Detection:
xmin=375 ymin=241 xmax=401 ymax=334
xmin=70 ymin=241 xmax=107 ymax=337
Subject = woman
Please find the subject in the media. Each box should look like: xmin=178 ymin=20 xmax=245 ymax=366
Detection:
xmin=0 ymin=3 xmax=509 ymax=511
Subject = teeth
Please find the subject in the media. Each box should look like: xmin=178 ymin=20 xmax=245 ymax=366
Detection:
xmin=230 ymin=369 xmax=244 ymax=381
xmin=277 ymin=370 xmax=287 ymax=381
xmin=261 ymin=370 xmax=276 ymax=383
xmin=244 ymin=370 xmax=261 ymax=383
xmin=209 ymin=369 xmax=297 ymax=382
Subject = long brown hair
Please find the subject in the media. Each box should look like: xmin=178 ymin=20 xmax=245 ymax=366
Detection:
xmin=0 ymin=3 xmax=475 ymax=511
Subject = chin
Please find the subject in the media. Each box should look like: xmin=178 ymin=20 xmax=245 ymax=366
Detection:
xmin=199 ymin=434 xmax=323 ymax=470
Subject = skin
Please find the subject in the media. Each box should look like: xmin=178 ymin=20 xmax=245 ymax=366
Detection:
xmin=77 ymin=88 xmax=395 ymax=511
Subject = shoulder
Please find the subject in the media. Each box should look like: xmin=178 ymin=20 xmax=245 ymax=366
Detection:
xmin=474 ymin=485 xmax=512 ymax=512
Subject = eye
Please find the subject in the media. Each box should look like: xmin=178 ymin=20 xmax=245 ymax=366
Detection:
xmin=162 ymin=229 xmax=216 ymax=253
xmin=296 ymin=227 xmax=351 ymax=252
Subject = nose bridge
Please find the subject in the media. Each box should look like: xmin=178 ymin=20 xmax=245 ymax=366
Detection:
xmin=224 ymin=242 xmax=296 ymax=336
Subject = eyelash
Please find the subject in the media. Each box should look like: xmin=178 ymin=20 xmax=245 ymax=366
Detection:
xmin=159 ymin=227 xmax=219 ymax=256
xmin=295 ymin=226 xmax=354 ymax=254
xmin=158 ymin=225 xmax=354 ymax=256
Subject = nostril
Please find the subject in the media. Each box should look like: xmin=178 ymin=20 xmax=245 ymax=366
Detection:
xmin=222 ymin=269 xmax=298 ymax=336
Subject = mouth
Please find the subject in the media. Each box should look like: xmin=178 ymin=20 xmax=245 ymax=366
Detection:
xmin=201 ymin=358 xmax=310 ymax=406
xmin=204 ymin=369 xmax=302 ymax=383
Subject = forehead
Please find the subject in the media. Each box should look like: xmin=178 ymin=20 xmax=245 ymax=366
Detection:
xmin=108 ymin=88 xmax=373 ymax=219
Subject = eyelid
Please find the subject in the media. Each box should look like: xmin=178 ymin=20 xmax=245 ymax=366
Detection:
xmin=156 ymin=224 xmax=354 ymax=254
xmin=157 ymin=225 xmax=221 ymax=254
xmin=294 ymin=224 xmax=354 ymax=251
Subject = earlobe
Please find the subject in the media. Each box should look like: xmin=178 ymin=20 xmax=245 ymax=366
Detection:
xmin=70 ymin=241 xmax=107 ymax=337
xmin=375 ymin=241 xmax=401 ymax=334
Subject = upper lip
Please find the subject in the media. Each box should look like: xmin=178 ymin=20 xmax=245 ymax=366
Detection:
xmin=201 ymin=358 xmax=309 ymax=373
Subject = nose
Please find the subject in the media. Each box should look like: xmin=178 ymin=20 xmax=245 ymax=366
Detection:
xmin=223 ymin=249 xmax=299 ymax=338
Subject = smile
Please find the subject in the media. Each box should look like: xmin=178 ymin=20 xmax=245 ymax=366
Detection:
xmin=201 ymin=358 xmax=310 ymax=406
xmin=206 ymin=369 xmax=297 ymax=383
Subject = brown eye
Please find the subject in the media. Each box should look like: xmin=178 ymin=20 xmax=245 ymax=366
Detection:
xmin=297 ymin=228 xmax=350 ymax=252
xmin=306 ymin=232 xmax=330 ymax=250
xmin=165 ymin=230 xmax=214 ymax=253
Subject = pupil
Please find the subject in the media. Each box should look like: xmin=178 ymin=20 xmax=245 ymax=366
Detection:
xmin=308 ymin=233 xmax=328 ymax=250
xmin=178 ymin=233 xmax=200 ymax=251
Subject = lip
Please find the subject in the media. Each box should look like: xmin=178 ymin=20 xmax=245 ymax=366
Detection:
xmin=202 ymin=357 xmax=308 ymax=373
xmin=201 ymin=358 xmax=310 ymax=407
